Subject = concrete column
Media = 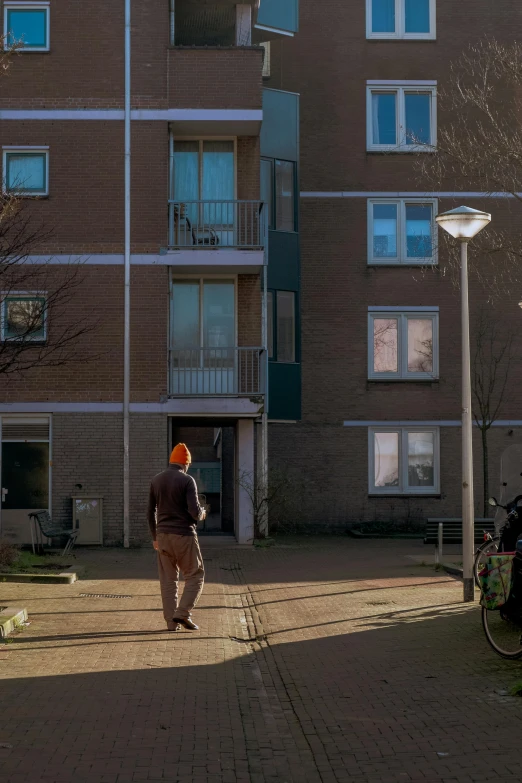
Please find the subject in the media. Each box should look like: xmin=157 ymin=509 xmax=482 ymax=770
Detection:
xmin=236 ymin=418 xmax=255 ymax=544
xmin=235 ymin=4 xmax=252 ymax=46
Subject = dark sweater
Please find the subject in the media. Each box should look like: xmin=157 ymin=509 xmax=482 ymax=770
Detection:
xmin=148 ymin=464 xmax=204 ymax=539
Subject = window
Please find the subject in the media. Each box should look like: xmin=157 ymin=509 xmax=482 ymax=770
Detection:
xmin=367 ymin=84 xmax=436 ymax=151
xmin=369 ymin=427 xmax=440 ymax=494
xmin=3 ymin=148 xmax=48 ymax=195
xmin=1 ymin=295 xmax=47 ymax=341
xmin=260 ymin=41 xmax=270 ymax=77
xmin=368 ymin=309 xmax=438 ymax=379
xmin=4 ymin=2 xmax=50 ymax=51
xmin=261 ymin=158 xmax=296 ymax=232
xmin=268 ymin=290 xmax=296 ymax=363
xmin=171 ymin=279 xmax=235 ymax=349
xmin=367 ymin=0 xmax=435 ymax=39
xmin=368 ymin=198 xmax=437 ymax=264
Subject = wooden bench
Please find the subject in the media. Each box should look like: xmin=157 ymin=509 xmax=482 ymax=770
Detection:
xmin=425 ymin=517 xmax=495 ymax=545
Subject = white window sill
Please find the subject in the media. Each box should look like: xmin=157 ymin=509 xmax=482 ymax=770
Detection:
xmin=368 ymin=377 xmax=439 ymax=383
xmin=367 ymin=260 xmax=437 ymax=267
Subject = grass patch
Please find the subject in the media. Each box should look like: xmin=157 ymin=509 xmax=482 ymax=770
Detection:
xmin=510 ymin=681 xmax=522 ymax=697
xmin=1 ymin=551 xmax=70 ymax=574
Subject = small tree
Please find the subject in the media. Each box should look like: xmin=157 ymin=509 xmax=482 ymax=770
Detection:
xmin=471 ymin=310 xmax=515 ymax=517
xmin=415 ymin=38 xmax=522 ymax=299
xmin=0 ymin=37 xmax=95 ymax=378
xmin=237 ymin=467 xmax=305 ymax=538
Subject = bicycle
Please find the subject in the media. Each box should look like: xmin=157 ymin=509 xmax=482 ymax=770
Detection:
xmin=481 ymin=495 xmax=522 ymax=658
xmin=474 ymin=531 xmax=500 ymax=588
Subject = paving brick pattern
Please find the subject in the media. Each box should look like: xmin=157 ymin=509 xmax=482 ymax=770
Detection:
xmin=1 ymin=538 xmax=521 ymax=782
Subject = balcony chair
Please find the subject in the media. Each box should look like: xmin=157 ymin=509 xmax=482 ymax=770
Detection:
xmin=28 ymin=510 xmax=79 ymax=557
xmin=173 ymin=203 xmax=220 ymax=246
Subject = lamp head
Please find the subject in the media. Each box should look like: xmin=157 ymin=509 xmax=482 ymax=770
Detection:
xmin=435 ymin=205 xmax=491 ymax=240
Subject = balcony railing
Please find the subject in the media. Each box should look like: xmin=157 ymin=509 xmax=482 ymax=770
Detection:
xmin=168 ymin=200 xmax=266 ymax=250
xmin=169 ymin=347 xmax=265 ymax=396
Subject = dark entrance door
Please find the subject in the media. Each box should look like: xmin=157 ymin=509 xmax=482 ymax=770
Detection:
xmin=170 ymin=420 xmax=235 ymax=534
xmin=1 ymin=441 xmax=49 ymax=544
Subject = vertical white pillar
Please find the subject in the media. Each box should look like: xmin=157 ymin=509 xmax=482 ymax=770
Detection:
xmin=235 ymin=4 xmax=252 ymax=46
xmin=236 ymin=419 xmax=255 ymax=544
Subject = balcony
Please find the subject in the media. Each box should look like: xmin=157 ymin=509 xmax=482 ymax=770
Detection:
xmin=169 ymin=347 xmax=265 ymax=397
xmin=173 ymin=0 xmax=299 ymax=46
xmin=166 ymin=200 xmax=266 ymax=272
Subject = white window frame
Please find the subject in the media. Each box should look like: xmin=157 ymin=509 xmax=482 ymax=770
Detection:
xmin=1 ymin=291 xmax=48 ymax=342
xmin=3 ymin=2 xmax=50 ymax=52
xmin=368 ymin=308 xmax=439 ymax=380
xmin=2 ymin=146 xmax=49 ymax=196
xmin=366 ymin=0 xmax=436 ymax=40
xmin=367 ymin=198 xmax=438 ymax=265
xmin=366 ymin=83 xmax=437 ymax=152
xmin=368 ymin=426 xmax=440 ymax=495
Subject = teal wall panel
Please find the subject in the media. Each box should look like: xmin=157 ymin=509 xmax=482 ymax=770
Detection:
xmin=257 ymin=0 xmax=299 ymax=35
xmin=268 ymin=363 xmax=301 ymax=420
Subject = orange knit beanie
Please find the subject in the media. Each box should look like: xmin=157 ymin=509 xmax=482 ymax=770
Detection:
xmin=169 ymin=443 xmax=192 ymax=465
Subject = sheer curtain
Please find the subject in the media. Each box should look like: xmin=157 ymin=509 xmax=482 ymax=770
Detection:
xmin=372 ymin=93 xmax=396 ymax=145
xmin=202 ymin=141 xmax=234 ymax=241
xmin=372 ymin=0 xmax=395 ymax=33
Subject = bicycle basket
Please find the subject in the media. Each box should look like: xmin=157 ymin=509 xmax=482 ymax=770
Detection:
xmin=479 ymin=554 xmax=515 ymax=610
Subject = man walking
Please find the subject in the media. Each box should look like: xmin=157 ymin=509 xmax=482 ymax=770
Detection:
xmin=148 ymin=443 xmax=206 ymax=631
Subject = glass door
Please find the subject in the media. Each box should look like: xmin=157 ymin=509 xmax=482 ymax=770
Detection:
xmin=171 ymin=279 xmax=236 ymax=393
xmin=173 ymin=141 xmax=235 ymax=245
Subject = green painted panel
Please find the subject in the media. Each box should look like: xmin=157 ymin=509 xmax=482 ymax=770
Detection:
xmin=268 ymin=362 xmax=301 ymax=420
xmin=257 ymin=0 xmax=298 ymax=34
xmin=261 ymin=89 xmax=299 ymax=162
xmin=267 ymin=231 xmax=300 ymax=290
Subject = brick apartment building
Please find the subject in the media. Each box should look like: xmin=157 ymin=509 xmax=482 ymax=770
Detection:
xmin=3 ymin=1 xmax=520 ymax=546
xmin=263 ymin=1 xmax=522 ymax=530
xmin=0 ymin=0 xmax=300 ymax=546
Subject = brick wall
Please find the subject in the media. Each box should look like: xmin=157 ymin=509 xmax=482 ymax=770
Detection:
xmin=51 ymin=412 xmax=167 ymax=545
xmin=129 ymin=414 xmax=168 ymax=545
xmin=260 ymin=0 xmax=522 ymax=529
xmin=269 ymin=423 xmax=522 ymax=530
xmin=168 ymin=48 xmax=263 ymax=110
xmin=0 ymin=122 xmax=261 ymax=254
xmin=52 ymin=413 xmax=124 ymax=544
xmin=238 ymin=274 xmax=262 ymax=347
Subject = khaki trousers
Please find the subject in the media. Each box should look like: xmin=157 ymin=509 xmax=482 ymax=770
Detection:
xmin=157 ymin=532 xmax=205 ymax=624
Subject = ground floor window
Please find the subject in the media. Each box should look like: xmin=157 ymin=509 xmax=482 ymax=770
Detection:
xmin=369 ymin=426 xmax=439 ymax=494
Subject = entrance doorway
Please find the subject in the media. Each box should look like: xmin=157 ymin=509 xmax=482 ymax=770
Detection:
xmin=171 ymin=421 xmax=235 ymax=534
xmin=0 ymin=417 xmax=50 ymax=545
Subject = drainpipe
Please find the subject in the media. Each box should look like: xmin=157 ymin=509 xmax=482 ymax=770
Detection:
xmin=168 ymin=128 xmax=174 ymax=247
xmin=123 ymin=0 xmax=131 ymax=548
xmin=259 ymin=211 xmax=269 ymax=538
xmin=169 ymin=0 xmax=175 ymax=46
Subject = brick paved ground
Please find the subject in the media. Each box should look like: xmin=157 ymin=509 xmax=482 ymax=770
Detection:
xmin=0 ymin=537 xmax=521 ymax=782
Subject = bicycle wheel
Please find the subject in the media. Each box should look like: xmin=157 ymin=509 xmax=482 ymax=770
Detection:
xmin=474 ymin=537 xmax=500 ymax=588
xmin=482 ymin=605 xmax=522 ymax=658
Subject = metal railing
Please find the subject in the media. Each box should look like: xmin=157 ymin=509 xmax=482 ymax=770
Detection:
xmin=169 ymin=347 xmax=264 ymax=396
xmin=167 ymin=200 xmax=266 ymax=249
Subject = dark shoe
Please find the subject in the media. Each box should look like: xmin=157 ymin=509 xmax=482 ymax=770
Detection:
xmin=167 ymin=622 xmax=181 ymax=631
xmin=172 ymin=617 xmax=199 ymax=630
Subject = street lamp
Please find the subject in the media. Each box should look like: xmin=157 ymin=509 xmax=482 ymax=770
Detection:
xmin=436 ymin=206 xmax=491 ymax=602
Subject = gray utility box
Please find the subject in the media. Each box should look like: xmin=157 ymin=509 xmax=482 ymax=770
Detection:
xmin=72 ymin=496 xmax=103 ymax=545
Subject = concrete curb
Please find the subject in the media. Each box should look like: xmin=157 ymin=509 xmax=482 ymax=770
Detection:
xmin=441 ymin=562 xmax=464 ymax=578
xmin=0 ymin=572 xmax=78 ymax=584
xmin=0 ymin=607 xmax=28 ymax=638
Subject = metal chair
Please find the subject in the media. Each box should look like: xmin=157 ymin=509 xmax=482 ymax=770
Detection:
xmin=28 ymin=511 xmax=79 ymax=557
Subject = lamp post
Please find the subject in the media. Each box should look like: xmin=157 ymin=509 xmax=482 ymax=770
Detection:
xmin=435 ymin=206 xmax=491 ymax=602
